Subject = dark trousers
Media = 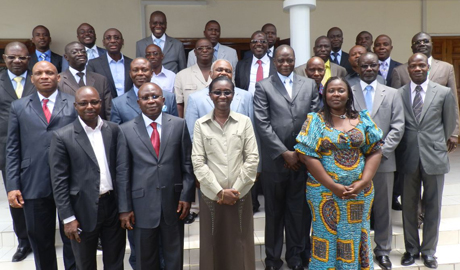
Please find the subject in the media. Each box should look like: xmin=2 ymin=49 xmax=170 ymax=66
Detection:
xmin=71 ymin=193 xmax=125 ymax=270
xmin=1 ymin=169 xmax=30 ymax=249
xmin=23 ymin=195 xmax=75 ymax=270
xmin=134 ymin=213 xmax=184 ymax=270
xmin=263 ymin=170 xmax=309 ymax=269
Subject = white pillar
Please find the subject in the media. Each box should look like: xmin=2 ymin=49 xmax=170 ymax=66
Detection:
xmin=283 ymin=0 xmax=316 ymax=67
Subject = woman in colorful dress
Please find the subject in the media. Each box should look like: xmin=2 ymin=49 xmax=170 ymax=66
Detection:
xmin=295 ymin=77 xmax=383 ymax=269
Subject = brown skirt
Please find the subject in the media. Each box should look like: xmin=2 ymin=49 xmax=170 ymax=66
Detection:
xmin=199 ymin=193 xmax=255 ymax=270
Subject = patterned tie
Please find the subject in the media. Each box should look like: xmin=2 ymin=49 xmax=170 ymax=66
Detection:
xmin=412 ymin=85 xmax=423 ymax=122
xmin=379 ymin=61 xmax=388 ymax=79
xmin=364 ymin=85 xmax=373 ymax=113
xmin=332 ymin=52 xmax=339 ymax=64
xmin=40 ymin=53 xmax=46 ymax=61
xmin=318 ymin=83 xmax=324 ymax=95
xmin=150 ymin=122 xmax=160 ymax=157
xmin=256 ymin=60 xmax=263 ymax=82
xmin=77 ymin=72 xmax=85 ymax=87
xmin=284 ymin=78 xmax=292 ymax=98
xmin=13 ymin=76 xmax=23 ymax=98
xmin=42 ymin=99 xmax=51 ymax=123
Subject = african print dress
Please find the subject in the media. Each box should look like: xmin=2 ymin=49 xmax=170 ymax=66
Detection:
xmin=294 ymin=110 xmax=383 ymax=270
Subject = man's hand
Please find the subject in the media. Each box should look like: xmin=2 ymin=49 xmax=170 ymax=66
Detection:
xmin=119 ymin=211 xmax=135 ymax=230
xmin=177 ymin=201 xmax=191 ymax=220
xmin=64 ymin=220 xmax=81 ymax=243
xmin=8 ymin=190 xmax=24 ymax=208
xmin=447 ymin=136 xmax=458 ymax=152
xmin=281 ymin=151 xmax=300 ymax=171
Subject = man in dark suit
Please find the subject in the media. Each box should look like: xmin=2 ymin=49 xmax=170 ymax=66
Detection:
xmin=136 ymin=11 xmax=186 ymax=73
xmin=50 ymin=86 xmax=125 ymax=270
xmin=398 ymin=53 xmax=457 ymax=269
xmin=373 ymin=35 xmax=401 ymax=87
xmin=327 ymin=27 xmax=353 ymax=73
xmin=352 ymin=52 xmax=405 ymax=270
xmin=77 ymin=23 xmax=106 ymax=61
xmin=87 ymin=28 xmax=133 ymax=98
xmin=0 ymin=42 xmax=34 ymax=262
xmin=244 ymin=23 xmax=278 ymax=59
xmin=254 ymin=45 xmax=320 ymax=270
xmin=356 ymin=31 xmax=374 ymax=52
xmin=6 ymin=61 xmax=76 ymax=270
xmin=28 ymin=25 xmax=63 ymax=73
xmin=59 ymin=42 xmax=111 ymax=120
xmin=111 ymin=57 xmax=178 ymax=125
xmin=235 ymin=31 xmax=277 ymax=94
xmin=117 ymin=82 xmax=195 ymax=269
xmin=345 ymin=45 xmax=386 ymax=86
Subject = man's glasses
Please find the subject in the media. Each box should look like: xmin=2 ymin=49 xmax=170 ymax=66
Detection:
xmin=75 ymin=100 xmax=101 ymax=107
xmin=3 ymin=55 xmax=30 ymax=62
xmin=139 ymin=95 xmax=163 ymax=101
xmin=211 ymin=91 xmax=233 ymax=96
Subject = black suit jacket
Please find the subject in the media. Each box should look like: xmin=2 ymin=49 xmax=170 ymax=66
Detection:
xmin=330 ymin=50 xmax=353 ymax=74
xmin=235 ymin=56 xmax=277 ymax=90
xmin=87 ymin=53 xmax=133 ymax=98
xmin=6 ymin=91 xmax=77 ymax=199
xmin=50 ymin=119 xmax=120 ymax=232
xmin=0 ymin=71 xmax=36 ymax=171
xmin=28 ymin=51 xmax=63 ymax=73
xmin=380 ymin=59 xmax=402 ymax=87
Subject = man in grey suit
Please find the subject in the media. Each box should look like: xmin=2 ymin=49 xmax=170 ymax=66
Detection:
xmin=117 ymin=82 xmax=195 ymax=269
xmin=59 ymin=42 xmax=112 ymax=120
xmin=187 ymin=20 xmax=238 ymax=69
xmin=352 ymin=52 xmax=405 ymax=270
xmin=0 ymin=42 xmax=34 ymax=262
xmin=111 ymin=57 xmax=178 ymax=125
xmin=6 ymin=61 xmax=76 ymax=270
xmin=136 ymin=11 xmax=186 ymax=73
xmin=398 ymin=53 xmax=457 ymax=269
xmin=50 ymin=87 xmax=125 ymax=270
xmin=254 ymin=45 xmax=320 ymax=270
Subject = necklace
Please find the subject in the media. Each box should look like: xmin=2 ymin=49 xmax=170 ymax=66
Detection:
xmin=330 ymin=112 xmax=347 ymax=119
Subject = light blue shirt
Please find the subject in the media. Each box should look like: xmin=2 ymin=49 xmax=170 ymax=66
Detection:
xmin=151 ymin=33 xmax=166 ymax=51
xmin=150 ymin=66 xmax=176 ymax=93
xmin=277 ymin=72 xmax=294 ymax=97
xmin=35 ymin=50 xmax=51 ymax=62
xmin=7 ymin=70 xmax=27 ymax=89
xmin=107 ymin=53 xmax=126 ymax=97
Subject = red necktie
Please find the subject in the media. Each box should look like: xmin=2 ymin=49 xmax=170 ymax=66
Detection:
xmin=256 ymin=59 xmax=263 ymax=82
xmin=42 ymin=99 xmax=51 ymax=123
xmin=150 ymin=122 xmax=160 ymax=157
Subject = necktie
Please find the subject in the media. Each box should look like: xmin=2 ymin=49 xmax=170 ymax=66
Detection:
xmin=42 ymin=99 xmax=51 ymax=123
xmin=40 ymin=53 xmax=46 ymax=61
xmin=77 ymin=72 xmax=85 ymax=87
xmin=256 ymin=60 xmax=263 ymax=82
xmin=318 ymin=83 xmax=324 ymax=95
xmin=13 ymin=76 xmax=23 ymax=98
xmin=364 ymin=85 xmax=373 ymax=113
xmin=87 ymin=49 xmax=95 ymax=60
xmin=332 ymin=52 xmax=339 ymax=64
xmin=213 ymin=47 xmax=218 ymax=60
xmin=150 ymin=122 xmax=160 ymax=157
xmin=154 ymin=39 xmax=161 ymax=47
xmin=380 ymin=61 xmax=388 ymax=79
xmin=412 ymin=85 xmax=423 ymax=122
xmin=284 ymin=78 xmax=292 ymax=98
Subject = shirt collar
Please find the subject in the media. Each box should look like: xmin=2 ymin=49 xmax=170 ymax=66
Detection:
xmin=203 ymin=110 xmax=239 ymax=124
xmin=410 ymin=79 xmax=429 ymax=93
xmin=7 ymin=70 xmax=27 ymax=81
xmin=35 ymin=49 xmax=51 ymax=58
xmin=428 ymin=56 xmax=433 ymax=66
xmin=78 ymin=115 xmax=103 ymax=131
xmin=359 ymin=79 xmax=378 ymax=91
xmin=86 ymin=44 xmax=98 ymax=51
xmin=68 ymin=66 xmax=87 ymax=77
xmin=37 ymin=88 xmax=58 ymax=103
xmin=379 ymin=57 xmax=391 ymax=67
xmin=277 ymin=72 xmax=294 ymax=84
xmin=142 ymin=112 xmax=163 ymax=128
xmin=252 ymin=53 xmax=270 ymax=66
xmin=151 ymin=33 xmax=166 ymax=43
xmin=133 ymin=85 xmax=139 ymax=97
xmin=107 ymin=52 xmax=124 ymax=63
xmin=330 ymin=50 xmax=342 ymax=57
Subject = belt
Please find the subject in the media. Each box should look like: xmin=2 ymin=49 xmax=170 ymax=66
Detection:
xmin=99 ymin=191 xmax=112 ymax=198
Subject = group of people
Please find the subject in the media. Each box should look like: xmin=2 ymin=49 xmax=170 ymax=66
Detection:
xmin=0 ymin=9 xmax=458 ymax=270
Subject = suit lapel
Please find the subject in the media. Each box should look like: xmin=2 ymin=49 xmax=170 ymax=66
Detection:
xmin=124 ymin=59 xmax=131 ymax=92
xmin=419 ymin=82 xmax=438 ymax=123
xmin=158 ymin=114 xmax=171 ymax=161
xmin=99 ymin=54 xmax=115 ymax=86
xmin=192 ymin=64 xmax=208 ymax=86
xmin=269 ymin=60 xmax=277 ymax=76
xmin=0 ymin=72 xmax=18 ymax=100
xmin=50 ymin=91 xmax=67 ymax=125
xmin=429 ymin=59 xmax=439 ymax=81
xmin=272 ymin=75 xmax=291 ymax=102
xmin=126 ymin=89 xmax=141 ymax=114
xmin=74 ymin=119 xmax=99 ymax=166
xmin=290 ymin=74 xmax=302 ymax=102
xmin=23 ymin=74 xmax=36 ymax=97
xmin=162 ymin=35 xmax=173 ymax=57
xmin=62 ymin=70 xmax=79 ymax=93
xmin=86 ymin=72 xmax=96 ymax=86
xmin=352 ymin=84 xmax=366 ymax=111
xmin=401 ymin=84 xmax=416 ymax=121
xmin=30 ymin=93 xmax=49 ymax=125
xmin=101 ymin=121 xmax=112 ymax=168
xmin=372 ymin=83 xmax=386 ymax=117
xmin=231 ymin=91 xmax=242 ymax=112
xmin=133 ymin=115 xmax=158 ymax=159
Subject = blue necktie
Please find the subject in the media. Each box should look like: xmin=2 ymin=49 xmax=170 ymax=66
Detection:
xmin=154 ymin=39 xmax=161 ymax=47
xmin=332 ymin=52 xmax=339 ymax=64
xmin=364 ymin=85 xmax=373 ymax=113
xmin=40 ymin=53 xmax=46 ymax=61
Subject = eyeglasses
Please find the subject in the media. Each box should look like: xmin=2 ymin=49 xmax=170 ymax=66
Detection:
xmin=139 ymin=95 xmax=163 ymax=101
xmin=412 ymin=39 xmax=430 ymax=46
xmin=360 ymin=63 xmax=379 ymax=69
xmin=3 ymin=55 xmax=30 ymax=62
xmin=145 ymin=52 xmax=161 ymax=57
xmin=104 ymin=35 xmax=121 ymax=41
xmin=211 ymin=91 xmax=233 ymax=96
xmin=250 ymin=40 xmax=268 ymax=44
xmin=196 ymin=46 xmax=213 ymax=52
xmin=69 ymin=49 xmax=87 ymax=55
xmin=75 ymin=100 xmax=101 ymax=107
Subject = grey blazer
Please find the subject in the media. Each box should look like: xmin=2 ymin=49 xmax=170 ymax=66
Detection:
xmin=352 ymin=82 xmax=405 ymax=172
xmin=187 ymin=43 xmax=239 ymax=69
xmin=136 ymin=34 xmax=186 ymax=73
xmin=396 ymin=81 xmax=456 ymax=175
xmin=294 ymin=61 xmax=347 ymax=78
xmin=254 ymin=74 xmax=320 ymax=172
xmin=58 ymin=69 xmax=112 ymax=120
xmin=117 ymin=113 xmax=195 ymax=228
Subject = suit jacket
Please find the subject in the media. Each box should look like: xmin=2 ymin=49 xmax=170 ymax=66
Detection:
xmin=397 ymin=81 xmax=456 ymax=175
xmin=254 ymin=74 xmax=320 ymax=172
xmin=346 ymin=72 xmax=386 ymax=87
xmin=330 ymin=50 xmax=353 ymax=74
xmin=61 ymin=46 xmax=107 ymax=72
xmin=380 ymin=59 xmax=402 ymax=87
xmin=50 ymin=119 xmax=120 ymax=232
xmin=87 ymin=53 xmax=133 ymax=98
xmin=110 ymin=87 xmax=178 ymax=124
xmin=58 ymin=69 xmax=112 ymax=120
xmin=117 ymin=113 xmax=195 ymax=228
xmin=28 ymin=51 xmax=63 ymax=73
xmin=174 ymin=64 xmax=212 ymax=112
xmin=352 ymin=82 xmax=405 ymax=172
xmin=187 ymin=43 xmax=239 ymax=69
xmin=0 ymin=71 xmax=36 ymax=170
xmin=235 ymin=56 xmax=277 ymax=90
xmin=6 ymin=91 xmax=77 ymax=199
xmin=294 ymin=61 xmax=348 ymax=78
xmin=136 ymin=34 xmax=186 ymax=73
xmin=185 ymin=86 xmax=253 ymax=139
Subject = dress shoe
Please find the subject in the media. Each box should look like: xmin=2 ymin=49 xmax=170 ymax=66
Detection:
xmin=184 ymin=212 xmax=198 ymax=224
xmin=265 ymin=266 xmax=276 ymax=270
xmin=12 ymin=246 xmax=32 ymax=262
xmin=392 ymin=199 xmax=402 ymax=211
xmin=97 ymin=238 xmax=103 ymax=250
xmin=376 ymin=255 xmax=392 ymax=270
xmin=401 ymin=252 xmax=419 ymax=266
xmin=291 ymin=265 xmax=304 ymax=270
xmin=422 ymin=255 xmax=438 ymax=269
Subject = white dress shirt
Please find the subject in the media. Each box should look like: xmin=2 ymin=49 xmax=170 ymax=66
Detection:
xmin=277 ymin=72 xmax=294 ymax=98
xmin=142 ymin=112 xmax=163 ymax=141
xmin=38 ymin=89 xmax=58 ymax=113
xmin=151 ymin=66 xmax=176 ymax=93
xmin=248 ymin=54 xmax=270 ymax=95
xmin=68 ymin=66 xmax=87 ymax=85
xmin=410 ymin=79 xmax=429 ymax=104
xmin=85 ymin=44 xmax=100 ymax=60
xmin=330 ymin=49 xmax=343 ymax=64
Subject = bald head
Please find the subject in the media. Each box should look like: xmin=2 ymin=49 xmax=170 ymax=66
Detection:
xmin=74 ymin=86 xmax=101 ymax=128
xmin=75 ymin=86 xmax=100 ymax=101
xmin=348 ymin=45 xmax=367 ymax=71
xmin=408 ymin=53 xmax=429 ymax=84
xmin=210 ymin=59 xmax=233 ymax=80
xmin=31 ymin=61 xmax=60 ymax=96
xmin=306 ymin=57 xmax=325 ymax=85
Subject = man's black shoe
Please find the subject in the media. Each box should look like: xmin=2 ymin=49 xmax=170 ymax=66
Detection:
xmin=401 ymin=252 xmax=419 ymax=266
xmin=392 ymin=199 xmax=402 ymax=210
xmin=291 ymin=265 xmax=304 ymax=270
xmin=184 ymin=212 xmax=198 ymax=224
xmin=12 ymin=246 xmax=32 ymax=262
xmin=376 ymin=255 xmax=392 ymax=270
xmin=265 ymin=266 xmax=276 ymax=270
xmin=422 ymin=255 xmax=438 ymax=269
